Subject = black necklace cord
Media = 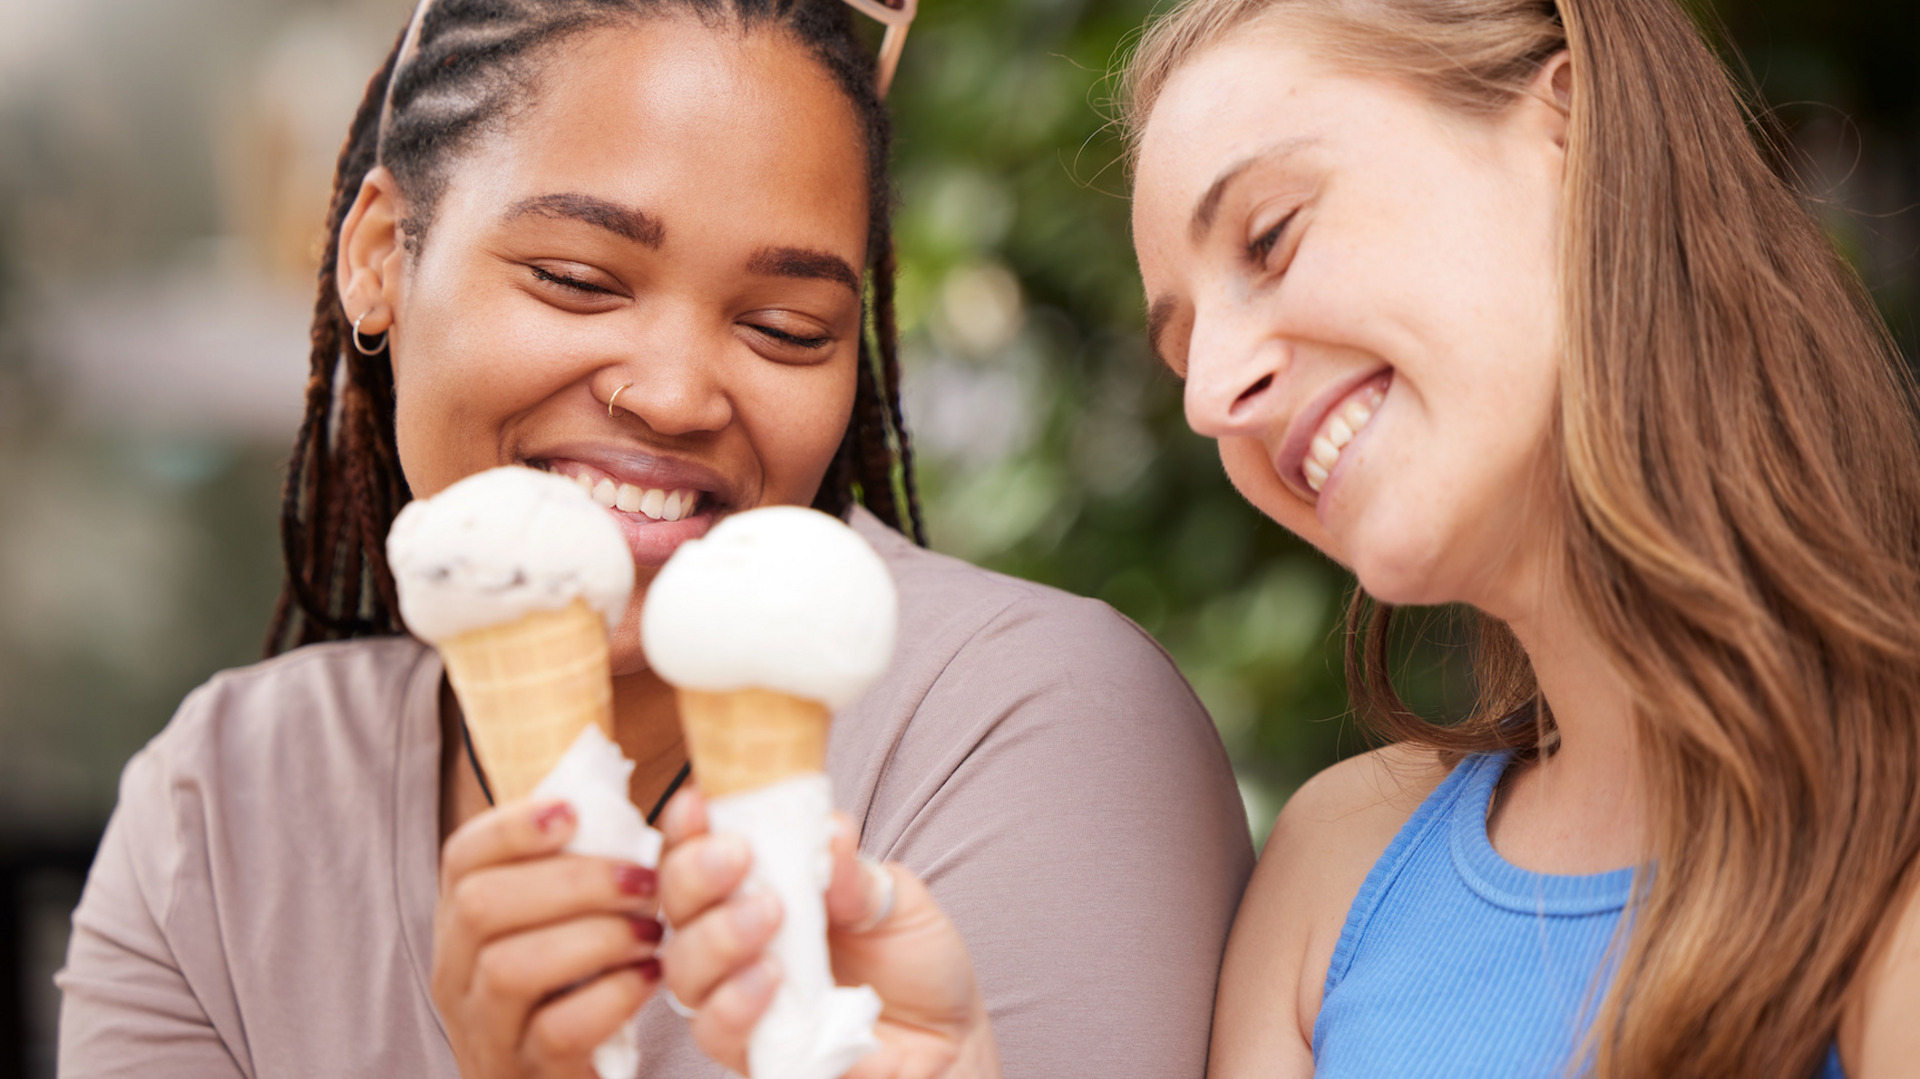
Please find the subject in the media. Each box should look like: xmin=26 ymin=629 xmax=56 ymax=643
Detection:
xmin=460 ymin=717 xmax=496 ymax=807
xmin=462 ymin=718 xmax=691 ymax=827
xmin=646 ymin=762 xmax=693 ymax=825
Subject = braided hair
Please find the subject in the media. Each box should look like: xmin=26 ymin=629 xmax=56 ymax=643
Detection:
xmin=267 ymin=0 xmax=922 ymax=656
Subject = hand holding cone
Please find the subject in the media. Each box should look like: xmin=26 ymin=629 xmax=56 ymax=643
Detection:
xmin=387 ymin=466 xmax=655 ymax=1079
xmin=643 ymin=506 xmax=899 ymax=1079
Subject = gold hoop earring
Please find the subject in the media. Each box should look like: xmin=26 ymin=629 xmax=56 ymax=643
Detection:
xmin=351 ymin=311 xmax=388 ymax=356
xmin=608 ymin=383 xmax=633 ymax=419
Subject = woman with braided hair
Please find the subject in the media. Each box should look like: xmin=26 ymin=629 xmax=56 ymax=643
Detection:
xmin=54 ymin=2 xmax=1253 ymax=1076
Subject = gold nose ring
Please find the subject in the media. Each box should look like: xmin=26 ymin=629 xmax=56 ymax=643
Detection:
xmin=608 ymin=383 xmax=632 ymax=419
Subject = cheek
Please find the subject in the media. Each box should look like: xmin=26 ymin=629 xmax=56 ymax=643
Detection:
xmin=742 ymin=360 xmax=860 ymax=504
xmin=388 ymin=339 xmax=468 ymax=499
xmin=387 ymin=264 xmax=539 ymax=495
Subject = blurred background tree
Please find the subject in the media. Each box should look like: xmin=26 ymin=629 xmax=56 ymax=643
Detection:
xmin=0 ymin=0 xmax=1913 ymax=1073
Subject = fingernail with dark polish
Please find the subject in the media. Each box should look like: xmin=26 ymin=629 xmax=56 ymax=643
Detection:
xmin=614 ymin=864 xmax=657 ymax=897
xmin=630 ymin=915 xmax=664 ymax=944
xmin=532 ymin=802 xmax=575 ymax=833
xmin=636 ymin=958 xmax=662 ymax=982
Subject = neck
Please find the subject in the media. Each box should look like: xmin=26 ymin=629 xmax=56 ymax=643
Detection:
xmin=1489 ymin=572 xmax=1649 ymax=874
xmin=610 ymin=668 xmax=689 ymax=812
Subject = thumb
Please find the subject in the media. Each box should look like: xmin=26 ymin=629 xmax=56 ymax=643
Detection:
xmin=823 ymin=813 xmax=894 ymax=932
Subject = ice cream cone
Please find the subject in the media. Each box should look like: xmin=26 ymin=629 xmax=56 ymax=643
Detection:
xmin=441 ymin=597 xmax=615 ymax=803
xmin=677 ymin=687 xmax=832 ymax=799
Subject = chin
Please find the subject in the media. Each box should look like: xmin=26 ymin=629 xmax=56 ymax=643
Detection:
xmin=1345 ymin=531 xmax=1456 ymax=608
xmin=605 ymin=597 xmax=651 ymax=678
xmin=1221 ymin=440 xmax=1325 ymax=541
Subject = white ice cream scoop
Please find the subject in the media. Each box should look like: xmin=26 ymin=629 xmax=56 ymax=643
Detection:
xmin=640 ymin=504 xmax=897 ymax=709
xmin=387 ymin=465 xmax=635 ymax=644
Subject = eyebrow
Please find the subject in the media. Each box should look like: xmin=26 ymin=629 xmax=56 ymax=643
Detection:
xmin=1190 ymin=136 xmax=1320 ymax=243
xmin=505 ymin=193 xmax=665 ymax=247
xmin=746 ymin=246 xmax=862 ymax=293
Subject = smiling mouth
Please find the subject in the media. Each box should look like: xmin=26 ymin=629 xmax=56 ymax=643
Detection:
xmin=1302 ymin=374 xmax=1389 ymax=494
xmin=537 ymin=460 xmax=707 ymax=523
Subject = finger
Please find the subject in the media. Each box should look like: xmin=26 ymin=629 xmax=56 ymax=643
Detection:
xmin=823 ymin=816 xmax=893 ymax=933
xmin=523 ymin=960 xmax=662 ymax=1070
xmin=435 ymin=855 xmax=657 ymax=1001
xmin=659 ymin=832 xmax=750 ymax=927
xmin=659 ymin=889 xmax=782 ymax=1009
xmin=658 ymin=786 xmax=709 ymax=846
xmin=449 ymin=855 xmax=658 ymax=944
xmin=441 ymin=799 xmax=578 ymax=890
xmin=688 ymin=957 xmax=780 ymax=1076
xmin=471 ymin=914 xmax=663 ymax=1021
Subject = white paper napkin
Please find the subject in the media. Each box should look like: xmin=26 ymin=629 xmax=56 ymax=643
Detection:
xmin=530 ymin=726 xmax=665 ymax=1079
xmin=707 ymin=774 xmax=881 ymax=1079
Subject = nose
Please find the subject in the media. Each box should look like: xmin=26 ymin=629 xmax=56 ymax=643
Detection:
xmin=602 ymin=321 xmax=735 ymax=437
xmin=1182 ymin=302 xmax=1288 ymax=440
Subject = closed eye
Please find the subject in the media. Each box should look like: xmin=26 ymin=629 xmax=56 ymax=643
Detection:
xmin=1248 ymin=212 xmax=1296 ymax=267
xmin=748 ymin=323 xmax=832 ymax=349
xmin=531 ymin=265 xmax=615 ymax=295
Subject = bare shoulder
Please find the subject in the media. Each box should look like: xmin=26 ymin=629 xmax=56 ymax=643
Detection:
xmin=1271 ymin=743 xmax=1453 ymax=856
xmin=1256 ymin=743 xmax=1453 ymax=971
xmin=1208 ymin=744 xmax=1451 ymax=1079
xmin=1843 ymin=870 xmax=1920 ymax=1077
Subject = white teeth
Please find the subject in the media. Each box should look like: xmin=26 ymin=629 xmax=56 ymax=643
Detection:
xmin=562 ymin=468 xmax=698 ymax=522
xmin=1326 ymin=415 xmax=1355 ymax=448
xmin=1309 ymin=435 xmax=1341 ymax=469
xmin=1302 ymin=380 xmax=1385 ymax=495
xmin=1304 ymin=459 xmax=1330 ymax=493
xmin=667 ymin=490 xmax=699 ymax=521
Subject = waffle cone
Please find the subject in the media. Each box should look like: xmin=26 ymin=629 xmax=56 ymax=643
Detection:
xmin=677 ymin=688 xmax=831 ymax=799
xmin=441 ymin=599 xmax=614 ymax=803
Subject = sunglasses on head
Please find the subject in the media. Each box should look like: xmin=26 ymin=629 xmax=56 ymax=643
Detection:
xmin=842 ymin=0 xmax=917 ymax=97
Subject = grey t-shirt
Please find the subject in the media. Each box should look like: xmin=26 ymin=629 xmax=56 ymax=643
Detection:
xmin=58 ymin=512 xmax=1254 ymax=1077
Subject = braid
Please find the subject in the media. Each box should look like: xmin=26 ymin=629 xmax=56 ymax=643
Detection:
xmin=265 ymin=32 xmax=403 ymax=655
xmin=266 ymin=0 xmax=923 ymax=658
xmin=871 ymin=240 xmax=924 ymax=543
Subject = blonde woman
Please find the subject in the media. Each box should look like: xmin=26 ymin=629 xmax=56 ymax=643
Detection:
xmin=658 ymin=1 xmax=1920 ymax=1076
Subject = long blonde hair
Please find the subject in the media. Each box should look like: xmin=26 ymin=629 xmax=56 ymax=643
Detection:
xmin=1124 ymin=1 xmax=1920 ymax=1076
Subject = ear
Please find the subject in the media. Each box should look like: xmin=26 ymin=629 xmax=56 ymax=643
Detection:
xmin=1527 ymin=49 xmax=1572 ymax=153
xmin=336 ymin=166 xmax=409 ymax=337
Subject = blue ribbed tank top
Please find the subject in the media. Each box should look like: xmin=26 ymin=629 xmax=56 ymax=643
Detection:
xmin=1312 ymin=752 xmax=1846 ymax=1079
